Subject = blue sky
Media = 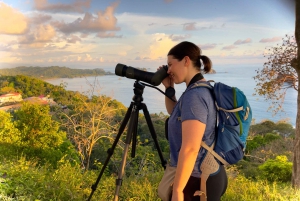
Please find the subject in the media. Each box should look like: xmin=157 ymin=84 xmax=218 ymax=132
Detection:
xmin=0 ymin=0 xmax=295 ymax=71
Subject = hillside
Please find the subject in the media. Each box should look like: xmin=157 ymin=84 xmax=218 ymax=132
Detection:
xmin=0 ymin=66 xmax=113 ymax=79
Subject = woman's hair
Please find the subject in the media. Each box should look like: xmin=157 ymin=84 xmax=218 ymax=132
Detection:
xmin=167 ymin=41 xmax=212 ymax=73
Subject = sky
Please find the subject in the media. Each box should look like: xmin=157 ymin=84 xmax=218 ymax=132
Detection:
xmin=0 ymin=0 xmax=295 ymax=72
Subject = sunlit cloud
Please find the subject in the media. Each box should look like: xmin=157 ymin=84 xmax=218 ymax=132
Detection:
xmin=0 ymin=2 xmax=29 ymax=34
xmin=33 ymin=0 xmax=91 ymax=13
xmin=18 ymin=24 xmax=56 ymax=45
xmin=259 ymin=36 xmax=282 ymax=43
xmin=148 ymin=34 xmax=175 ymax=59
xmin=234 ymin=38 xmax=252 ymax=45
xmin=51 ymin=2 xmax=120 ymax=34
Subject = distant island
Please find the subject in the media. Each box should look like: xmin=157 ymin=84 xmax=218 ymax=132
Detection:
xmin=0 ymin=66 xmax=114 ymax=79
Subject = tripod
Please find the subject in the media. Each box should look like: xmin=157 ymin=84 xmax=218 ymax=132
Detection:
xmin=87 ymin=80 xmax=167 ymax=201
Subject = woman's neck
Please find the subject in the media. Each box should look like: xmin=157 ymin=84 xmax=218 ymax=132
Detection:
xmin=186 ymin=72 xmax=205 ymax=87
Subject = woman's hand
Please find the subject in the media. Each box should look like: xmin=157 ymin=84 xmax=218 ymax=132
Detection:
xmin=157 ymin=66 xmax=174 ymax=88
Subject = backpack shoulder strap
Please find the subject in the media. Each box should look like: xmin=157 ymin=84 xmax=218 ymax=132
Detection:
xmin=201 ymin=142 xmax=229 ymax=166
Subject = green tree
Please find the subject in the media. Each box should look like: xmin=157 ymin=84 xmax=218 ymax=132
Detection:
xmin=254 ymin=1 xmax=300 ymax=188
xmin=13 ymin=102 xmax=65 ymax=149
xmin=0 ymin=110 xmax=21 ymax=144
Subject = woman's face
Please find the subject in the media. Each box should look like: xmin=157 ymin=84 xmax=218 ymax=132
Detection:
xmin=167 ymin=55 xmax=186 ymax=84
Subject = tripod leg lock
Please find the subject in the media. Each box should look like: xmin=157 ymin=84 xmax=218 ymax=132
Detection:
xmin=107 ymin=148 xmax=114 ymax=156
xmin=116 ymin=179 xmax=123 ymax=186
xmin=91 ymin=184 xmax=97 ymax=191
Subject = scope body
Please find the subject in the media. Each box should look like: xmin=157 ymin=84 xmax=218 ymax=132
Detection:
xmin=115 ymin=63 xmax=168 ymax=86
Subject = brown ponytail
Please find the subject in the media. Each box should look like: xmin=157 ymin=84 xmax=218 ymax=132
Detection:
xmin=200 ymin=55 xmax=212 ymax=73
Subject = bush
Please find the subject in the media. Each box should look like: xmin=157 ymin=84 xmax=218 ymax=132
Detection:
xmin=258 ymin=155 xmax=292 ymax=182
xmin=246 ymin=133 xmax=281 ymax=153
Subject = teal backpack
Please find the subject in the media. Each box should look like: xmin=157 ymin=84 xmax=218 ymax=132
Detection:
xmin=183 ymin=81 xmax=252 ymax=166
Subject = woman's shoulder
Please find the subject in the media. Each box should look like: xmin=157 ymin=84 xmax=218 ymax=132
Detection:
xmin=186 ymin=81 xmax=212 ymax=95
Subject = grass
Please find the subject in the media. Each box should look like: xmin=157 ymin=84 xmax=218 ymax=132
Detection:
xmin=0 ymin=156 xmax=299 ymax=201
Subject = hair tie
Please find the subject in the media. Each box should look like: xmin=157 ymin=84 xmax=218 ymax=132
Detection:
xmin=198 ymin=55 xmax=202 ymax=60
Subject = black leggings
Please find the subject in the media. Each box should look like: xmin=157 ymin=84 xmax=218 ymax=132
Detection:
xmin=181 ymin=165 xmax=228 ymax=201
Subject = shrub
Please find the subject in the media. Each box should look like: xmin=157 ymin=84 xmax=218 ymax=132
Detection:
xmin=258 ymin=155 xmax=292 ymax=182
xmin=246 ymin=133 xmax=281 ymax=153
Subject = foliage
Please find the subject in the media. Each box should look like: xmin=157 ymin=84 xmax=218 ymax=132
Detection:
xmin=258 ymin=155 xmax=293 ymax=183
xmin=254 ymin=34 xmax=297 ymax=114
xmin=0 ymin=111 xmax=21 ymax=144
xmin=0 ymin=66 xmax=109 ymax=79
xmin=249 ymin=119 xmax=295 ymax=137
xmin=0 ymin=104 xmax=79 ymax=167
xmin=246 ymin=133 xmax=281 ymax=153
xmin=237 ymin=120 xmax=294 ymax=181
xmin=13 ymin=102 xmax=65 ymax=149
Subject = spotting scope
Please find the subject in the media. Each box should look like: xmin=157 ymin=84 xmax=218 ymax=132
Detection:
xmin=115 ymin=63 xmax=168 ymax=86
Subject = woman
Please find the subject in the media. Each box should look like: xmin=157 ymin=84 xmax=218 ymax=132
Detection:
xmin=159 ymin=41 xmax=227 ymax=201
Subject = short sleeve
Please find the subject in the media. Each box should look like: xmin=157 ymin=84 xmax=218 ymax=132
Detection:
xmin=180 ymin=88 xmax=212 ymax=124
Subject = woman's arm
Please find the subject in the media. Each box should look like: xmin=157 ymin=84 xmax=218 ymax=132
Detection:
xmin=165 ymin=92 xmax=177 ymax=114
xmin=172 ymin=120 xmax=206 ymax=201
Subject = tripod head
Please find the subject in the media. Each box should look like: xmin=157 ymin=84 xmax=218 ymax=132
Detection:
xmin=132 ymin=81 xmax=145 ymax=103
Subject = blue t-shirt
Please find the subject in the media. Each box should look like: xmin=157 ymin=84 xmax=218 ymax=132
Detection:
xmin=168 ymin=81 xmax=216 ymax=178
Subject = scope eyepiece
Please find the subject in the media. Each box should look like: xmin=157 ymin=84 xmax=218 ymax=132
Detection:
xmin=115 ymin=63 xmax=168 ymax=86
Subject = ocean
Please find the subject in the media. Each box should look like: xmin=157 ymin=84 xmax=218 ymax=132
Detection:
xmin=45 ymin=65 xmax=297 ymax=127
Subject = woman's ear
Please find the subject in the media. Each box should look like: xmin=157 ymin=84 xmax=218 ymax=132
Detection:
xmin=184 ymin=56 xmax=190 ymax=67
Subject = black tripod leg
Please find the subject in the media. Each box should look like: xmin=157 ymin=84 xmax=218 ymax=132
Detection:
xmin=141 ymin=103 xmax=167 ymax=169
xmin=114 ymin=104 xmax=139 ymax=201
xmin=87 ymin=103 xmax=133 ymax=201
xmin=131 ymin=108 xmax=139 ymax=158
